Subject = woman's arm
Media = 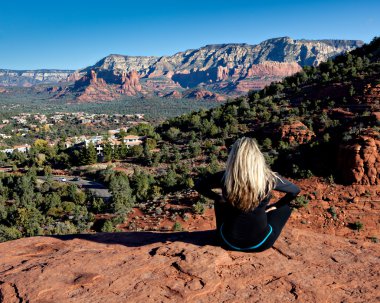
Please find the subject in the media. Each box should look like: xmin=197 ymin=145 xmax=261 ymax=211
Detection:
xmin=269 ymin=174 xmax=301 ymax=208
xmin=193 ymin=171 xmax=224 ymax=201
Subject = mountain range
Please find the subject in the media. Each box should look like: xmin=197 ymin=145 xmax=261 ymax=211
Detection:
xmin=0 ymin=37 xmax=363 ymax=101
xmin=0 ymin=69 xmax=73 ymax=87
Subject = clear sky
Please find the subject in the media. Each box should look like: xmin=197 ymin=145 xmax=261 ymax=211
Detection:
xmin=0 ymin=0 xmax=379 ymax=70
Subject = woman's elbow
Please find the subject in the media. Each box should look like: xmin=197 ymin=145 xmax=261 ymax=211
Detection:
xmin=293 ymin=187 xmax=301 ymax=197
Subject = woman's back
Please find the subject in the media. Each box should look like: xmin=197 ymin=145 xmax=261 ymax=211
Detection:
xmin=195 ymin=169 xmax=300 ymax=251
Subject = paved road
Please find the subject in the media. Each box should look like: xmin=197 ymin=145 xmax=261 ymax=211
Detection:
xmin=39 ymin=175 xmax=112 ymax=200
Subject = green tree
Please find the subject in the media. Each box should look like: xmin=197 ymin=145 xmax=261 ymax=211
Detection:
xmin=109 ymin=173 xmax=135 ymax=214
xmin=87 ymin=142 xmax=97 ymax=164
xmin=131 ymin=170 xmax=155 ymax=201
xmin=103 ymin=142 xmax=113 ymax=162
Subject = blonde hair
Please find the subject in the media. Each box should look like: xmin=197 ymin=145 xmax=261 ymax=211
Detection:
xmin=223 ymin=137 xmax=277 ymax=212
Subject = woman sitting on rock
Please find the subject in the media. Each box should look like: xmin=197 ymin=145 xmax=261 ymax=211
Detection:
xmin=195 ymin=137 xmax=300 ymax=252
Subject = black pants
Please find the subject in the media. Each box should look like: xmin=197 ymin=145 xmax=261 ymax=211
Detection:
xmin=250 ymin=205 xmax=292 ymax=252
xmin=214 ymin=202 xmax=292 ymax=252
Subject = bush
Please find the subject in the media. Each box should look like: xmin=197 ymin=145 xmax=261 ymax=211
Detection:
xmin=172 ymin=221 xmax=183 ymax=231
xmin=349 ymin=221 xmax=364 ymax=231
xmin=291 ymin=195 xmax=309 ymax=208
xmin=101 ymin=220 xmax=115 ymax=232
xmin=193 ymin=201 xmax=205 ymax=214
xmin=0 ymin=225 xmax=22 ymax=242
xmin=327 ymin=206 xmax=337 ymax=220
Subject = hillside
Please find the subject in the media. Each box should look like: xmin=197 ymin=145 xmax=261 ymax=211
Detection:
xmin=156 ymin=37 xmax=380 ymax=185
xmin=57 ymin=37 xmax=362 ymax=101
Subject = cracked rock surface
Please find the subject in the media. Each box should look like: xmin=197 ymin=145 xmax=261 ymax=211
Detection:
xmin=0 ymin=228 xmax=379 ymax=303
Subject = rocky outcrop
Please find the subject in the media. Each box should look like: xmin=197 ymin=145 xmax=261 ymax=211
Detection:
xmin=363 ymin=83 xmax=380 ymax=106
xmin=119 ymin=70 xmax=142 ymax=96
xmin=247 ymin=61 xmax=302 ymax=77
xmin=0 ymin=227 xmax=378 ymax=302
xmin=183 ymin=89 xmax=227 ymax=101
xmin=75 ymin=70 xmax=120 ymax=102
xmin=0 ymin=69 xmax=74 ymax=87
xmin=163 ymin=90 xmax=182 ymax=99
xmin=279 ymin=121 xmax=315 ymax=144
xmin=63 ymin=37 xmax=362 ymax=101
xmin=337 ymin=129 xmax=380 ymax=185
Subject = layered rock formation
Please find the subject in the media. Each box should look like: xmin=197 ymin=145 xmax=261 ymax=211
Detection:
xmin=363 ymin=83 xmax=380 ymax=105
xmin=0 ymin=69 xmax=74 ymax=87
xmin=0 ymin=227 xmax=378 ymax=302
xmin=63 ymin=37 xmax=362 ymax=101
xmin=183 ymin=89 xmax=227 ymax=101
xmin=337 ymin=129 xmax=380 ymax=185
xmin=119 ymin=70 xmax=142 ymax=96
xmin=279 ymin=121 xmax=315 ymax=144
xmin=74 ymin=70 xmax=120 ymax=102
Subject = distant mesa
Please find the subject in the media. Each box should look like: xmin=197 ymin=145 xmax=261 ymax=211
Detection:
xmin=0 ymin=69 xmax=74 ymax=87
xmin=0 ymin=37 xmax=363 ymax=101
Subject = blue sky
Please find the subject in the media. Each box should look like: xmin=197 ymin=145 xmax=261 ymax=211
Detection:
xmin=0 ymin=0 xmax=378 ymax=70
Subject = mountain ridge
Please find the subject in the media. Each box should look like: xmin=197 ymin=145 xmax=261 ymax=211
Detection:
xmin=0 ymin=69 xmax=74 ymax=87
xmin=0 ymin=37 xmax=364 ymax=100
xmin=61 ymin=37 xmax=363 ymax=101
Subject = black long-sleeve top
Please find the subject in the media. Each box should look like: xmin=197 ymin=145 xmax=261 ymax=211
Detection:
xmin=194 ymin=171 xmax=300 ymax=248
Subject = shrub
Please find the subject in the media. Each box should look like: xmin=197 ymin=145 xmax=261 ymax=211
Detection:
xmin=172 ymin=221 xmax=183 ymax=231
xmin=327 ymin=206 xmax=337 ymax=220
xmin=0 ymin=225 xmax=22 ymax=242
xmin=193 ymin=201 xmax=205 ymax=214
xmin=291 ymin=195 xmax=309 ymax=208
xmin=101 ymin=220 xmax=115 ymax=232
xmin=349 ymin=221 xmax=364 ymax=231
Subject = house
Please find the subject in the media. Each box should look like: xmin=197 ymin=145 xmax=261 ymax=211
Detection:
xmin=84 ymin=136 xmax=104 ymax=147
xmin=0 ymin=144 xmax=31 ymax=154
xmin=122 ymin=135 xmax=144 ymax=146
xmin=14 ymin=144 xmax=31 ymax=153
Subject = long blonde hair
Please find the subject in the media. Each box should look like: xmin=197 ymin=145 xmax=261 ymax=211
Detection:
xmin=223 ymin=137 xmax=277 ymax=212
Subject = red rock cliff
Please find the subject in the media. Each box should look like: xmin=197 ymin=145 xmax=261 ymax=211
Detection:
xmin=119 ymin=70 xmax=142 ymax=96
xmin=337 ymin=130 xmax=380 ymax=185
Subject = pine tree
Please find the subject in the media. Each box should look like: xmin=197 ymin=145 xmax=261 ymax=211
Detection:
xmin=103 ymin=142 xmax=113 ymax=162
xmin=87 ymin=142 xmax=97 ymax=165
xmin=109 ymin=173 xmax=135 ymax=214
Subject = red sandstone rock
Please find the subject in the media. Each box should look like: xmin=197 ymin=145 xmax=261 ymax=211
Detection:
xmin=75 ymin=70 xmax=120 ymax=102
xmin=184 ymin=89 xmax=226 ymax=101
xmin=279 ymin=121 xmax=315 ymax=144
xmin=164 ymin=91 xmax=182 ymax=99
xmin=0 ymin=228 xmax=378 ymax=302
xmin=247 ymin=62 xmax=302 ymax=78
xmin=363 ymin=83 xmax=380 ymax=106
xmin=337 ymin=129 xmax=380 ymax=185
xmin=119 ymin=70 xmax=142 ymax=96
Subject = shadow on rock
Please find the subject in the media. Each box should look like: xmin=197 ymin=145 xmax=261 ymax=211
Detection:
xmin=50 ymin=230 xmax=220 ymax=248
